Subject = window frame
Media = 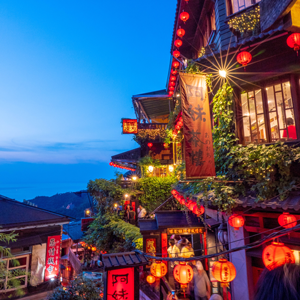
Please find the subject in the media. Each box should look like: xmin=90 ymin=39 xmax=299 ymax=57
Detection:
xmin=238 ymin=76 xmax=300 ymax=145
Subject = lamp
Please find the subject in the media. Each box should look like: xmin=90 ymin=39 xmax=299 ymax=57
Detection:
xmin=148 ymin=165 xmax=154 ymax=172
xmin=168 ymin=165 xmax=174 ymax=172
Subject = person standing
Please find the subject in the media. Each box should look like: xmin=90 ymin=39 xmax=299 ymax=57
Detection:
xmin=180 ymin=242 xmax=195 ymax=259
xmin=128 ymin=206 xmax=136 ymax=225
xmin=137 ymin=204 xmax=147 ymax=218
xmin=167 ymin=239 xmax=180 ymax=289
xmin=124 ymin=205 xmax=130 ymax=223
xmin=194 ymin=261 xmax=211 ymax=300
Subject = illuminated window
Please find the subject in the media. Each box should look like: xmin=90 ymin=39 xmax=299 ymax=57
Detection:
xmin=241 ymin=89 xmax=266 ymax=144
xmin=230 ymin=0 xmax=260 ymax=14
xmin=266 ymin=81 xmax=297 ymax=141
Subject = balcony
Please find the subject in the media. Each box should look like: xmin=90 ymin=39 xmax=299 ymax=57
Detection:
xmin=138 ymin=123 xmax=168 ymax=130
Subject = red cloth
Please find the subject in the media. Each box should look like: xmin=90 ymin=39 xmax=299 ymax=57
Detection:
xmin=283 ymin=125 xmax=297 ymax=139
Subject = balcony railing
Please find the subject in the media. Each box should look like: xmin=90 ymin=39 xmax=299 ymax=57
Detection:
xmin=138 ymin=123 xmax=168 ymax=130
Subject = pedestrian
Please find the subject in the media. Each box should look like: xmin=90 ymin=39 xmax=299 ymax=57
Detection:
xmin=137 ymin=204 xmax=147 ymax=218
xmin=178 ymin=237 xmax=188 ymax=252
xmin=180 ymin=241 xmax=195 ymax=259
xmin=128 ymin=206 xmax=136 ymax=225
xmin=209 ymin=295 xmax=223 ymax=300
xmin=167 ymin=238 xmax=180 ymax=289
xmin=255 ymin=264 xmax=300 ymax=300
xmin=171 ymin=235 xmax=181 ymax=249
xmin=124 ymin=205 xmax=130 ymax=222
xmin=194 ymin=261 xmax=211 ymax=300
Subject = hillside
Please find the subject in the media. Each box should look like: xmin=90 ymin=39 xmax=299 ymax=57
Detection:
xmin=25 ymin=191 xmax=92 ymax=220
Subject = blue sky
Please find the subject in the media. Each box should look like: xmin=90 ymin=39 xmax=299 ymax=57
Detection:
xmin=0 ymin=0 xmax=175 ymax=200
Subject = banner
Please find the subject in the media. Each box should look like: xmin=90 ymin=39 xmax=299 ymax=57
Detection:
xmin=179 ymin=73 xmax=216 ymax=178
xmin=45 ymin=235 xmax=61 ymax=281
xmin=122 ymin=119 xmax=138 ymax=134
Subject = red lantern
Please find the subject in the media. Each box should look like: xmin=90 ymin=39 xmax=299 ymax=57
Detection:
xmin=175 ymin=124 xmax=180 ymax=130
xmin=193 ymin=205 xmax=205 ymax=216
xmin=169 ymin=86 xmax=175 ymax=91
xmin=287 ymin=33 xmax=300 ymax=52
xmin=228 ymin=214 xmax=244 ymax=230
xmin=178 ymin=121 xmax=183 ymax=127
xmin=170 ymin=75 xmax=177 ymax=81
xmin=237 ymin=51 xmax=252 ymax=67
xmin=173 ymin=262 xmax=193 ymax=292
xmin=187 ymin=200 xmax=197 ymax=211
xmin=150 ymin=261 xmax=167 ymax=278
xmin=262 ymin=242 xmax=295 ymax=270
xmin=146 ymin=275 xmax=156 ymax=284
xmin=212 ymin=259 xmax=236 ymax=286
xmin=169 ymin=81 xmax=176 ymax=87
xmin=177 ymin=28 xmax=185 ymax=38
xmin=174 ymin=39 xmax=183 ymax=48
xmin=92 ymin=247 xmax=97 ymax=252
xmin=180 ymin=12 xmax=190 ymax=22
xmin=109 ymin=162 xmax=113 ymax=166
xmin=171 ymin=69 xmax=178 ymax=75
xmin=169 ymin=91 xmax=174 ymax=96
xmin=171 ymin=189 xmax=178 ymax=195
xmin=147 ymin=142 xmax=153 ymax=148
xmin=278 ymin=212 xmax=297 ymax=229
xmin=172 ymin=61 xmax=180 ymax=68
xmin=173 ymin=50 xmax=180 ymax=58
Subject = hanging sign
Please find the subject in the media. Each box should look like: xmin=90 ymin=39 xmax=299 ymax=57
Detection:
xmin=122 ymin=119 xmax=138 ymax=134
xmin=179 ymin=73 xmax=216 ymax=178
xmin=107 ymin=267 xmax=134 ymax=300
xmin=146 ymin=238 xmax=157 ymax=256
xmin=45 ymin=235 xmax=61 ymax=281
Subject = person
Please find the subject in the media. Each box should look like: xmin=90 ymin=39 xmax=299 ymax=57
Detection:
xmin=180 ymin=241 xmax=195 ymax=259
xmin=137 ymin=204 xmax=147 ymax=218
xmin=255 ymin=264 xmax=300 ymax=300
xmin=283 ymin=117 xmax=297 ymax=139
xmin=124 ymin=205 xmax=130 ymax=223
xmin=128 ymin=206 xmax=136 ymax=225
xmin=171 ymin=235 xmax=181 ymax=249
xmin=178 ymin=237 xmax=188 ymax=252
xmin=167 ymin=239 xmax=180 ymax=267
xmin=194 ymin=261 xmax=211 ymax=300
xmin=209 ymin=295 xmax=223 ymax=300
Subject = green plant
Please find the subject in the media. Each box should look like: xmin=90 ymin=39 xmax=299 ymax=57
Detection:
xmin=134 ymin=129 xmax=167 ymax=144
xmin=138 ymin=156 xmax=162 ymax=177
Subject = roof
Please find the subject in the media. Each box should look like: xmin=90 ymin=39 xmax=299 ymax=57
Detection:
xmin=140 ymin=210 xmax=205 ymax=233
xmin=63 ymin=221 xmax=83 ymax=242
xmin=111 ymin=148 xmax=141 ymax=164
xmin=102 ymin=251 xmax=149 ymax=270
xmin=0 ymin=195 xmax=70 ymax=229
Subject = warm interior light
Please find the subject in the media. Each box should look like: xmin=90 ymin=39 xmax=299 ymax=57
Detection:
xmin=148 ymin=165 xmax=154 ymax=172
xmin=169 ymin=165 xmax=174 ymax=172
xmin=132 ymin=176 xmax=137 ymax=181
xmin=114 ymin=203 xmax=118 ymax=208
xmin=124 ymin=193 xmax=129 ymax=198
xmin=85 ymin=209 xmax=90 ymax=215
xmin=177 ymin=94 xmax=180 ymax=97
xmin=219 ymin=70 xmax=227 ymax=78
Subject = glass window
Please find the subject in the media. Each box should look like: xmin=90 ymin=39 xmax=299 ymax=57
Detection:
xmin=241 ymin=89 xmax=266 ymax=144
xmin=231 ymin=0 xmax=260 ymax=13
xmin=266 ymin=81 xmax=297 ymax=141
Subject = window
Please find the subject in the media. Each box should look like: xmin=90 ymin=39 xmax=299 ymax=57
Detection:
xmin=230 ymin=0 xmax=260 ymax=14
xmin=240 ymin=80 xmax=298 ymax=144
xmin=0 ymin=255 xmax=29 ymax=293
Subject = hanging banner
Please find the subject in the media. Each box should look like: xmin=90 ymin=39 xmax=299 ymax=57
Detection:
xmin=107 ymin=267 xmax=134 ymax=300
xmin=179 ymin=73 xmax=216 ymax=178
xmin=45 ymin=235 xmax=61 ymax=281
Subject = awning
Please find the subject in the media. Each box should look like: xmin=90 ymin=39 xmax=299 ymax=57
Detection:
xmin=0 ymin=235 xmax=43 ymax=248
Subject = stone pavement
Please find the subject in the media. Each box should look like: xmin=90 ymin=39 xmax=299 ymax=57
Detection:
xmin=20 ymin=291 xmax=51 ymax=300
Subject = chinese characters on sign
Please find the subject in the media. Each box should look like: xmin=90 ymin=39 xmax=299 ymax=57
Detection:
xmin=179 ymin=73 xmax=216 ymax=178
xmin=122 ymin=119 xmax=138 ymax=134
xmin=107 ymin=268 xmax=134 ymax=300
xmin=167 ymin=227 xmax=204 ymax=235
xmin=145 ymin=239 xmax=156 ymax=256
xmin=45 ymin=235 xmax=61 ymax=281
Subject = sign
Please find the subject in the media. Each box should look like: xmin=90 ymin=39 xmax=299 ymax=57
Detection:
xmin=107 ymin=267 xmax=134 ymax=300
xmin=122 ymin=119 xmax=138 ymax=134
xmin=179 ymin=73 xmax=216 ymax=178
xmin=167 ymin=227 xmax=204 ymax=235
xmin=145 ymin=238 xmax=156 ymax=256
xmin=45 ymin=235 xmax=61 ymax=281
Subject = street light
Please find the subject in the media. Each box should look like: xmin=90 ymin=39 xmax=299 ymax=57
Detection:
xmin=132 ymin=176 xmax=137 ymax=181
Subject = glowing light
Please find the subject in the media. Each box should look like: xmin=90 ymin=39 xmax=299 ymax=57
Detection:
xmin=132 ymin=176 xmax=137 ymax=181
xmin=168 ymin=165 xmax=174 ymax=172
xmin=148 ymin=165 xmax=154 ymax=172
xmin=219 ymin=70 xmax=227 ymax=78
xmin=124 ymin=194 xmax=129 ymax=198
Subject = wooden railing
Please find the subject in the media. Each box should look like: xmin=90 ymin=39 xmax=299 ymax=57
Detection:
xmin=138 ymin=123 xmax=168 ymax=130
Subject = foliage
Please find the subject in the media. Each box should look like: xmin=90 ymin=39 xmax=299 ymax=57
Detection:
xmin=138 ymin=156 xmax=162 ymax=177
xmin=166 ymin=98 xmax=181 ymax=132
xmin=136 ymin=176 xmax=179 ymax=212
xmin=134 ymin=129 xmax=167 ymax=144
xmin=84 ymin=178 xmax=142 ymax=253
xmin=48 ymin=275 xmax=103 ymax=300
xmin=163 ymin=129 xmax=174 ymax=144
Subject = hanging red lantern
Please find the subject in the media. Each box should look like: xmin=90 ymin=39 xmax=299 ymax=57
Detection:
xmin=169 ymin=86 xmax=175 ymax=91
xmin=287 ymin=33 xmax=300 ymax=53
xmin=187 ymin=200 xmax=197 ymax=211
xmin=169 ymin=91 xmax=174 ymax=96
xmin=212 ymin=259 xmax=236 ymax=286
xmin=178 ymin=121 xmax=183 ymax=127
xmin=228 ymin=214 xmax=245 ymax=230
xmin=262 ymin=242 xmax=295 ymax=270
xmin=172 ymin=61 xmax=180 ymax=68
xmin=150 ymin=261 xmax=167 ymax=278
xmin=193 ymin=205 xmax=205 ymax=216
xmin=91 ymin=247 xmax=97 ymax=252
xmin=173 ymin=262 xmax=193 ymax=293
xmin=177 ymin=28 xmax=185 ymax=38
xmin=237 ymin=51 xmax=252 ymax=67
xmin=169 ymin=81 xmax=176 ymax=87
xmin=147 ymin=142 xmax=153 ymax=148
xmin=146 ymin=275 xmax=156 ymax=284
xmin=109 ymin=162 xmax=113 ymax=166
xmin=180 ymin=12 xmax=190 ymax=22
xmin=174 ymin=39 xmax=183 ymax=48
xmin=173 ymin=50 xmax=180 ymax=58
xmin=175 ymin=124 xmax=180 ymax=130
xmin=278 ymin=212 xmax=297 ymax=229
xmin=171 ymin=69 xmax=178 ymax=75
xmin=170 ymin=75 xmax=177 ymax=81
xmin=171 ymin=189 xmax=178 ymax=195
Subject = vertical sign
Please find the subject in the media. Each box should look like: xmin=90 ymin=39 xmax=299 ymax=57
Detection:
xmin=146 ymin=238 xmax=157 ymax=256
xmin=179 ymin=73 xmax=216 ymax=178
xmin=45 ymin=235 xmax=61 ymax=281
xmin=107 ymin=267 xmax=134 ymax=300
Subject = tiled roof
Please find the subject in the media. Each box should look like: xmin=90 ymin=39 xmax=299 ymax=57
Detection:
xmin=63 ymin=221 xmax=83 ymax=242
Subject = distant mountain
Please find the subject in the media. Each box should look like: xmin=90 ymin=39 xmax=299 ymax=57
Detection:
xmin=25 ymin=191 xmax=93 ymax=220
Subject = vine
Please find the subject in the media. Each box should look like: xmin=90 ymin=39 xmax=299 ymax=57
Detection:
xmin=138 ymin=156 xmax=162 ymax=177
xmin=134 ymin=128 xmax=167 ymax=144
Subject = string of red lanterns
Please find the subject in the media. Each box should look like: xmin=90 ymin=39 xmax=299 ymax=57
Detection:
xmin=109 ymin=162 xmax=135 ymax=172
xmin=180 ymin=11 xmax=190 ymax=23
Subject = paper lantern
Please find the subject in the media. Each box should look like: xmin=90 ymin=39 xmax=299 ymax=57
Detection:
xmin=278 ymin=212 xmax=297 ymax=229
xmin=287 ymin=33 xmax=300 ymax=52
xmin=173 ymin=262 xmax=193 ymax=286
xmin=175 ymin=124 xmax=180 ymax=130
xmin=150 ymin=261 xmax=167 ymax=278
xmin=146 ymin=275 xmax=156 ymax=284
xmin=169 ymin=91 xmax=174 ymax=96
xmin=173 ymin=50 xmax=180 ymax=58
xmin=171 ymin=189 xmax=178 ymax=195
xmin=178 ymin=121 xmax=183 ymax=127
xmin=193 ymin=205 xmax=205 ymax=216
xmin=109 ymin=162 xmax=113 ymax=166
xmin=172 ymin=61 xmax=180 ymax=68
xmin=177 ymin=28 xmax=185 ymax=38
xmin=92 ymin=247 xmax=97 ymax=252
xmin=170 ymin=75 xmax=177 ymax=81
xmin=147 ymin=142 xmax=153 ymax=148
xmin=180 ymin=12 xmax=189 ymax=22
xmin=169 ymin=86 xmax=175 ymax=91
xmin=171 ymin=69 xmax=178 ymax=75
xmin=174 ymin=39 xmax=183 ymax=48
xmin=228 ymin=214 xmax=244 ymax=230
xmin=262 ymin=242 xmax=295 ymax=270
xmin=237 ymin=51 xmax=252 ymax=67
xmin=212 ymin=259 xmax=236 ymax=286
xmin=187 ymin=200 xmax=197 ymax=211
xmin=169 ymin=81 xmax=176 ymax=87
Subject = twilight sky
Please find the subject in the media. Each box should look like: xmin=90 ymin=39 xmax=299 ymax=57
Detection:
xmin=0 ymin=0 xmax=175 ymax=200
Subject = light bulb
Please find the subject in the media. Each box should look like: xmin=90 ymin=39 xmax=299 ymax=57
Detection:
xmin=168 ymin=165 xmax=174 ymax=172
xmin=219 ymin=70 xmax=227 ymax=78
xmin=148 ymin=165 xmax=154 ymax=172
